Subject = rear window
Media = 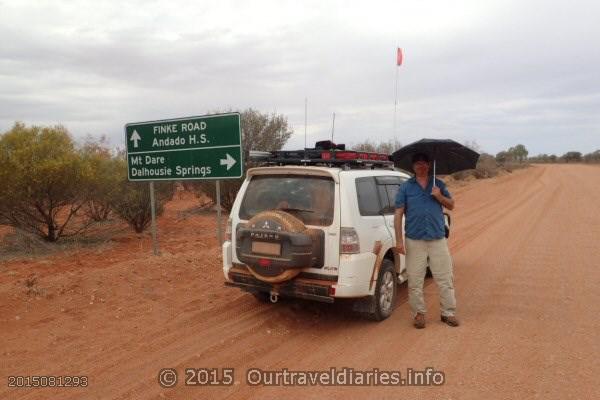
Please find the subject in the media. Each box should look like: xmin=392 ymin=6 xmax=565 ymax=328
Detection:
xmin=239 ymin=175 xmax=335 ymax=226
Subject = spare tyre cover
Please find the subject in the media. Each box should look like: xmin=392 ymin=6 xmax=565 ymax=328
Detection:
xmin=236 ymin=210 xmax=324 ymax=283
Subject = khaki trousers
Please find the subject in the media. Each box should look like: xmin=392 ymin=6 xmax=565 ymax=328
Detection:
xmin=405 ymin=238 xmax=456 ymax=317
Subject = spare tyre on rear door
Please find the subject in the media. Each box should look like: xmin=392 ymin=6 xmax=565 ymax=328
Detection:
xmin=235 ymin=210 xmax=324 ymax=283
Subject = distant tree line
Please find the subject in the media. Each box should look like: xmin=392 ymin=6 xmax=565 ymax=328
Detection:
xmin=528 ymin=150 xmax=600 ymax=164
xmin=352 ymin=138 xmax=403 ymax=154
xmin=492 ymin=145 xmax=600 ymax=165
xmin=352 ymin=138 xmax=600 ymax=168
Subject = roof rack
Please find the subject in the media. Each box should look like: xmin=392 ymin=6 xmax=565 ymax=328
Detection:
xmin=250 ymin=140 xmax=394 ymax=169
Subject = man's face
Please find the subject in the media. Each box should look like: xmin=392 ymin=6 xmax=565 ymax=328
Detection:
xmin=413 ymin=160 xmax=430 ymax=176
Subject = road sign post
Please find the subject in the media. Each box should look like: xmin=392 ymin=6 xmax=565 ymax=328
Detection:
xmin=125 ymin=113 xmax=242 ymax=254
xmin=149 ymin=181 xmax=159 ymax=255
xmin=216 ymin=180 xmax=222 ymax=246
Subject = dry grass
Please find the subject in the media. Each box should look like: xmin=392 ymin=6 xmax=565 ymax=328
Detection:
xmin=0 ymin=219 xmax=130 ymax=262
xmin=0 ymin=190 xmax=212 ymax=263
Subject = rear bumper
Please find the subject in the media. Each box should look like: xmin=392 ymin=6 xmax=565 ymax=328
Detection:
xmin=226 ymin=265 xmax=335 ymax=303
xmin=223 ymin=241 xmax=377 ymax=300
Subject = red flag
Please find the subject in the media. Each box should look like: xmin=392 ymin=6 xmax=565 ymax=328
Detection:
xmin=397 ymin=47 xmax=403 ymax=66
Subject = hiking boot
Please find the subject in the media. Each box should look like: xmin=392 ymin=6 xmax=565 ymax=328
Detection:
xmin=441 ymin=315 xmax=460 ymax=327
xmin=413 ymin=313 xmax=426 ymax=329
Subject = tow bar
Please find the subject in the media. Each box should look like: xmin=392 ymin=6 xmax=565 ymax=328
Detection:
xmin=269 ymin=292 xmax=279 ymax=303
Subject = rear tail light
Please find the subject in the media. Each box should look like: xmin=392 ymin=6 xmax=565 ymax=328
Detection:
xmin=340 ymin=227 xmax=360 ymax=254
xmin=225 ymin=218 xmax=232 ymax=241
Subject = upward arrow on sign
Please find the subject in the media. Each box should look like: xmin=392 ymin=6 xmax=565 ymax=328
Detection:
xmin=130 ymin=130 xmax=141 ymax=148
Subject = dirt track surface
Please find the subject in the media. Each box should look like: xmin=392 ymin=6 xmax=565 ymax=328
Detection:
xmin=1 ymin=164 xmax=599 ymax=399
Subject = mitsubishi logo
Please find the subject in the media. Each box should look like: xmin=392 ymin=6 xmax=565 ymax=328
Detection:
xmin=262 ymin=221 xmax=271 ymax=229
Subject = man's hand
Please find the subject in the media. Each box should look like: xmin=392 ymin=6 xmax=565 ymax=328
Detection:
xmin=431 ymin=186 xmax=443 ymax=201
xmin=431 ymin=186 xmax=455 ymax=210
xmin=395 ymin=239 xmax=406 ymax=255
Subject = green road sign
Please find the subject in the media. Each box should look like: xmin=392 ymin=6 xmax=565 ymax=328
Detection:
xmin=125 ymin=113 xmax=243 ymax=181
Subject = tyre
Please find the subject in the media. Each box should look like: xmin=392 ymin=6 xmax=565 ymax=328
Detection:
xmin=367 ymin=259 xmax=397 ymax=321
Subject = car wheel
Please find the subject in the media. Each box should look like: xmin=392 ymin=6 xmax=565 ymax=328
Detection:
xmin=367 ymin=259 xmax=397 ymax=321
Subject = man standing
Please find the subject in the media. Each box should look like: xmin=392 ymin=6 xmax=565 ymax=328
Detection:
xmin=394 ymin=153 xmax=459 ymax=329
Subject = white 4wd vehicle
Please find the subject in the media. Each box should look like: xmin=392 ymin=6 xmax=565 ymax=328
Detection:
xmin=222 ymin=141 xmax=448 ymax=320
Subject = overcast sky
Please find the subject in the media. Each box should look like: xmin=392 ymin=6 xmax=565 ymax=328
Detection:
xmin=1 ymin=0 xmax=599 ymax=155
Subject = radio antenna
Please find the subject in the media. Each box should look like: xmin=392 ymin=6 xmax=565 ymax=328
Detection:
xmin=304 ymin=97 xmax=308 ymax=163
xmin=331 ymin=112 xmax=336 ymax=142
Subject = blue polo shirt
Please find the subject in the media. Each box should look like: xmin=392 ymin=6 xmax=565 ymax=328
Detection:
xmin=395 ymin=177 xmax=451 ymax=240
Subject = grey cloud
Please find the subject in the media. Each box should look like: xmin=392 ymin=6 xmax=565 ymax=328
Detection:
xmin=0 ymin=0 xmax=599 ymax=156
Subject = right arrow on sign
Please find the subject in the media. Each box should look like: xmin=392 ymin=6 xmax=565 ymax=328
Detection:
xmin=220 ymin=153 xmax=236 ymax=170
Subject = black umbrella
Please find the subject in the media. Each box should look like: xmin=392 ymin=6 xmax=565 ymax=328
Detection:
xmin=392 ymin=138 xmax=480 ymax=183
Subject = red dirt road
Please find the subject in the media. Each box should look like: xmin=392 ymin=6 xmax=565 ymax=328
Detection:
xmin=1 ymin=164 xmax=599 ymax=399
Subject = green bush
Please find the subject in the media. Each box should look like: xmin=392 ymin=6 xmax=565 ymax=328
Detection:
xmin=110 ymin=158 xmax=174 ymax=233
xmin=0 ymin=122 xmax=94 ymax=242
xmin=0 ymin=122 xmax=178 ymax=239
xmin=81 ymin=137 xmax=121 ymax=221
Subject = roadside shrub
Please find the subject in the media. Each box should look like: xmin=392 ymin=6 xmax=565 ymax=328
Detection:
xmin=197 ymin=180 xmax=241 ymax=211
xmin=451 ymin=169 xmax=476 ymax=181
xmin=474 ymin=153 xmax=499 ymax=178
xmin=81 ymin=136 xmax=121 ymax=221
xmin=583 ymin=150 xmax=600 ymax=163
xmin=561 ymin=151 xmax=582 ymax=163
xmin=110 ymin=159 xmax=175 ymax=233
xmin=0 ymin=122 xmax=95 ymax=242
xmin=111 ymin=182 xmax=175 ymax=233
xmin=0 ymin=122 xmax=179 ymax=240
